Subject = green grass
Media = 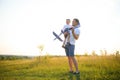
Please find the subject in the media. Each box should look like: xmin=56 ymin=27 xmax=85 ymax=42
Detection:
xmin=0 ymin=56 xmax=120 ymax=80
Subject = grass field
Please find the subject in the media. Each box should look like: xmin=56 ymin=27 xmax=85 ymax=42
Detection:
xmin=0 ymin=56 xmax=120 ymax=80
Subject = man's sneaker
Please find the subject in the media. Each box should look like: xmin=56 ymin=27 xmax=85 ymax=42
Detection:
xmin=69 ymin=71 xmax=73 ymax=73
xmin=73 ymin=71 xmax=80 ymax=74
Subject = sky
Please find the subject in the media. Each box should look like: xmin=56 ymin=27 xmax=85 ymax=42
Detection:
xmin=0 ymin=0 xmax=120 ymax=56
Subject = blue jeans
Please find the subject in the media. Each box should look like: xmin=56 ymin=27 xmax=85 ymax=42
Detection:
xmin=65 ymin=42 xmax=75 ymax=56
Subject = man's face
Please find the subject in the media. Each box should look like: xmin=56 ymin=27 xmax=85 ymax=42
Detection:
xmin=66 ymin=20 xmax=70 ymax=24
xmin=72 ymin=19 xmax=77 ymax=26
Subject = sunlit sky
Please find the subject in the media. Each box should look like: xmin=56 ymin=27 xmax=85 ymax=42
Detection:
xmin=0 ymin=0 xmax=120 ymax=56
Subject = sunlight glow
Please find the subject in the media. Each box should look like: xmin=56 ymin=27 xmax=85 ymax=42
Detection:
xmin=0 ymin=0 xmax=120 ymax=56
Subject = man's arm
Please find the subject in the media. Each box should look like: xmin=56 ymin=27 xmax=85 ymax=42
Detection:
xmin=72 ymin=28 xmax=79 ymax=40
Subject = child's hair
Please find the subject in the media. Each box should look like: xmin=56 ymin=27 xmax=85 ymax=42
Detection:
xmin=66 ymin=19 xmax=70 ymax=21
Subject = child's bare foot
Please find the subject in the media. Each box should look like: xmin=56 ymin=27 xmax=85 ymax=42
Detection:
xmin=62 ymin=45 xmax=65 ymax=48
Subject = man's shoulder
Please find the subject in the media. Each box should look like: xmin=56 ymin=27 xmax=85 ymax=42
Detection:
xmin=75 ymin=28 xmax=80 ymax=34
xmin=75 ymin=27 xmax=80 ymax=31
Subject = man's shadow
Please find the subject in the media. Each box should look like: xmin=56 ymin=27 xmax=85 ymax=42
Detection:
xmin=68 ymin=73 xmax=80 ymax=80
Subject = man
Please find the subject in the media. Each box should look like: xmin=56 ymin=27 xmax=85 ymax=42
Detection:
xmin=64 ymin=18 xmax=80 ymax=74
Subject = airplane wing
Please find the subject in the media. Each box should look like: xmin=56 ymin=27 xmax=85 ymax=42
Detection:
xmin=53 ymin=31 xmax=63 ymax=42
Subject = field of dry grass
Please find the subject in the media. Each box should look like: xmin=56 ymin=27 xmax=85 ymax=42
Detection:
xmin=0 ymin=56 xmax=120 ymax=80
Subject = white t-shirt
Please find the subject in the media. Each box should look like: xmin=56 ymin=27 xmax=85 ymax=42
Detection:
xmin=62 ymin=24 xmax=71 ymax=32
xmin=64 ymin=24 xmax=80 ymax=45
xmin=69 ymin=28 xmax=80 ymax=45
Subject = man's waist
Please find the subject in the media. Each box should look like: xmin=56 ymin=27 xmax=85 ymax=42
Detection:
xmin=66 ymin=42 xmax=75 ymax=46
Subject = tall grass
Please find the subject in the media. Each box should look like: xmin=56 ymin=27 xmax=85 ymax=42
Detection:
xmin=0 ymin=56 xmax=120 ymax=80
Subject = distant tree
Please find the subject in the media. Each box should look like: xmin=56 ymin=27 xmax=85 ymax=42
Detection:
xmin=84 ymin=52 xmax=88 ymax=56
xmin=100 ymin=49 xmax=107 ymax=56
xmin=116 ymin=51 xmax=119 ymax=56
xmin=38 ymin=44 xmax=44 ymax=55
xmin=38 ymin=44 xmax=44 ymax=61
xmin=104 ymin=49 xmax=107 ymax=56
xmin=84 ymin=51 xmax=88 ymax=56
xmin=3 ymin=56 xmax=6 ymax=60
xmin=92 ymin=50 xmax=97 ymax=56
xmin=0 ymin=56 xmax=4 ymax=60
xmin=100 ymin=50 xmax=104 ymax=56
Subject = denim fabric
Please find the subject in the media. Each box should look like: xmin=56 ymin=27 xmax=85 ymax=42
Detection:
xmin=65 ymin=42 xmax=75 ymax=56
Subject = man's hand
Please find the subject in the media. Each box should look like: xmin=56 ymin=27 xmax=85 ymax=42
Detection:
xmin=71 ymin=27 xmax=74 ymax=33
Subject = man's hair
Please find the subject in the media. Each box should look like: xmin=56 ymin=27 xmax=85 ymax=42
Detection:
xmin=74 ymin=18 xmax=80 ymax=25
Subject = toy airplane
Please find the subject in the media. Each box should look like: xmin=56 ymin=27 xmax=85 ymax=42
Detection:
xmin=52 ymin=28 xmax=72 ymax=42
xmin=53 ymin=31 xmax=63 ymax=42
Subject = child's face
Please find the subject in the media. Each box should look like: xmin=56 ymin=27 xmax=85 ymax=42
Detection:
xmin=66 ymin=20 xmax=70 ymax=24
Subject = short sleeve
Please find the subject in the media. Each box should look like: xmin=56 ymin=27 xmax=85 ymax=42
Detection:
xmin=62 ymin=25 xmax=71 ymax=32
xmin=62 ymin=25 xmax=65 ymax=32
xmin=75 ymin=28 xmax=80 ymax=35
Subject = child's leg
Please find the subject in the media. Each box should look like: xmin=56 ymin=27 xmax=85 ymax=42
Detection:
xmin=62 ymin=32 xmax=69 ymax=48
xmin=62 ymin=38 xmax=66 ymax=48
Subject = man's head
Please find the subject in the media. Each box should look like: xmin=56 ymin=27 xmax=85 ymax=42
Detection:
xmin=66 ymin=19 xmax=70 ymax=25
xmin=72 ymin=18 xmax=79 ymax=26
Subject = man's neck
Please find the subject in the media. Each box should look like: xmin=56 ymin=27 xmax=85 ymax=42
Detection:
xmin=73 ymin=25 xmax=77 ymax=27
xmin=73 ymin=25 xmax=80 ymax=28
